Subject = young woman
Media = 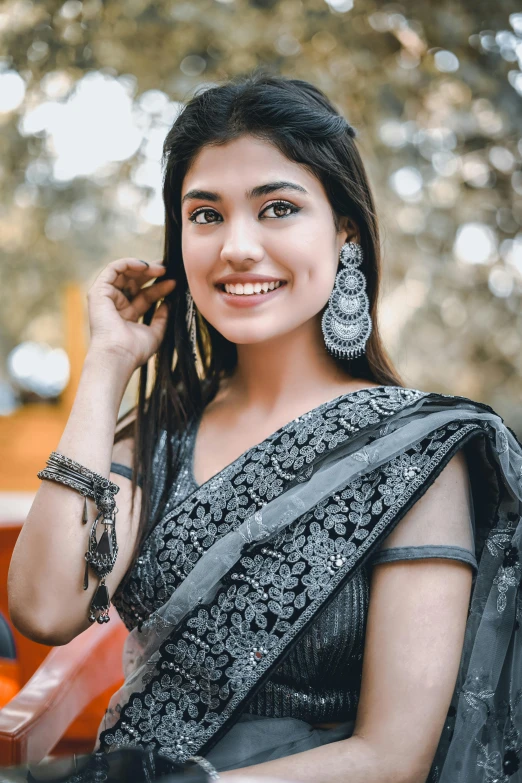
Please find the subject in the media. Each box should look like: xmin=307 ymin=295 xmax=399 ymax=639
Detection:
xmin=9 ymin=71 xmax=522 ymax=783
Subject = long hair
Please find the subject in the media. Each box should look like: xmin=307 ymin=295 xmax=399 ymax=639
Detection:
xmin=114 ymin=68 xmax=404 ymax=572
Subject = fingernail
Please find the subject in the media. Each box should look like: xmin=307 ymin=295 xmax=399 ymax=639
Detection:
xmin=138 ymin=259 xmax=149 ymax=267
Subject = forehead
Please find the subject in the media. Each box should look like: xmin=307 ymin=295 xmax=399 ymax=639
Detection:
xmin=182 ymin=134 xmax=321 ymax=195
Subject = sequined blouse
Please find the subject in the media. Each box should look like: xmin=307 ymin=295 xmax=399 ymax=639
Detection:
xmin=110 ymin=417 xmax=478 ymax=724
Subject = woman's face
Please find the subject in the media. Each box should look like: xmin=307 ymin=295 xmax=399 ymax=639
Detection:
xmin=180 ymin=134 xmax=353 ymax=346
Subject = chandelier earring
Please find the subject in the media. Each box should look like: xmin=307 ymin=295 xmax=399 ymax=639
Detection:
xmin=321 ymin=240 xmax=373 ymax=360
xmin=185 ymin=288 xmax=198 ymax=361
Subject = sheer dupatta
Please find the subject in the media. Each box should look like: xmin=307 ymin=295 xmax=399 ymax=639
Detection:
xmin=95 ymin=386 xmax=522 ymax=783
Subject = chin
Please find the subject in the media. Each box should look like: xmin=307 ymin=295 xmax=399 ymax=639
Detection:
xmin=212 ymin=322 xmax=287 ymax=346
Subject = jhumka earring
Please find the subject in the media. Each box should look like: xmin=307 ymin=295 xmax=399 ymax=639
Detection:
xmin=185 ymin=289 xmax=198 ymax=361
xmin=321 ymin=240 xmax=373 ymax=360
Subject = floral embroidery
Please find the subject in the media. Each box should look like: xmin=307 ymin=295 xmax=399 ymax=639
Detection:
xmin=113 ymin=387 xmax=426 ymax=630
xmin=475 ymin=742 xmax=521 ymax=782
xmin=225 ymin=628 xmax=279 ymax=690
xmin=487 ymin=532 xmax=517 ymax=559
xmin=102 ymin=387 xmax=488 ymax=763
xmin=493 ymin=548 xmax=520 ymax=613
xmin=496 ymin=430 xmax=509 ymax=454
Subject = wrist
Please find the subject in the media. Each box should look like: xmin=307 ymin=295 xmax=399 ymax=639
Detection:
xmin=80 ymin=351 xmax=135 ymax=413
xmin=84 ymin=348 xmax=136 ymax=385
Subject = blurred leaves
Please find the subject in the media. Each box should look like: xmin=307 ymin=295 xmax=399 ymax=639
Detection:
xmin=0 ymin=0 xmax=521 ymax=430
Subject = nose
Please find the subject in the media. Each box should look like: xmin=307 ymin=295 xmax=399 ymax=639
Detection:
xmin=219 ymin=216 xmax=264 ymax=266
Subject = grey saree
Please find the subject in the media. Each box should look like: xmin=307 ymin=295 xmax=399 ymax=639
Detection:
xmin=95 ymin=385 xmax=522 ymax=782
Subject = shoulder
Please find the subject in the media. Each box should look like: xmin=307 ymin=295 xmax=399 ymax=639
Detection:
xmin=418 ymin=447 xmax=471 ymax=521
xmin=429 ymin=447 xmax=470 ymax=493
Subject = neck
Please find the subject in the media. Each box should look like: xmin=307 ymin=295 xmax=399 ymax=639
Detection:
xmin=224 ymin=317 xmax=359 ymax=416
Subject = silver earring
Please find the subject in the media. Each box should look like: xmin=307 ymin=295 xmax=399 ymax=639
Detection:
xmin=185 ymin=289 xmax=198 ymax=361
xmin=321 ymin=241 xmax=372 ymax=360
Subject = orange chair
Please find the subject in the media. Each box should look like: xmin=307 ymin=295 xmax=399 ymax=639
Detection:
xmin=0 ymin=520 xmax=128 ymax=765
xmin=0 ymin=606 xmax=127 ymax=765
xmin=0 ymin=613 xmax=20 ymax=710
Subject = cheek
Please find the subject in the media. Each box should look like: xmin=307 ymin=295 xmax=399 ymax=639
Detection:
xmin=182 ymin=244 xmax=213 ymax=287
xmin=296 ymin=256 xmax=338 ymax=299
xmin=287 ymin=227 xmax=339 ymax=283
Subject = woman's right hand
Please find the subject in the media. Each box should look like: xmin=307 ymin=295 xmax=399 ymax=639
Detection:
xmin=86 ymin=257 xmax=176 ymax=372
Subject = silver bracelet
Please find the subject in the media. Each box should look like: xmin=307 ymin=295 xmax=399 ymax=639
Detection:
xmin=37 ymin=450 xmax=120 ymax=625
xmin=188 ymin=755 xmax=220 ymax=781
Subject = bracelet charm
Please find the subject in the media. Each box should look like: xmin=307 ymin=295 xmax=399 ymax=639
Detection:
xmin=37 ymin=451 xmax=121 ymax=625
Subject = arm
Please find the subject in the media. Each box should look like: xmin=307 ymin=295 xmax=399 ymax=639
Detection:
xmin=8 ymin=352 xmax=142 ymax=647
xmin=221 ymin=451 xmax=474 ymax=783
xmin=8 ymin=257 xmax=172 ymax=647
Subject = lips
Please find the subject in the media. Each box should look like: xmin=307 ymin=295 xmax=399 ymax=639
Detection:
xmin=215 ymin=274 xmax=287 ymax=286
xmin=217 ymin=281 xmax=285 ymax=295
xmin=216 ymin=281 xmax=288 ymax=308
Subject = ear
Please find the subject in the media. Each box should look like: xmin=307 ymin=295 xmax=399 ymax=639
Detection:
xmin=338 ymin=216 xmax=360 ymax=244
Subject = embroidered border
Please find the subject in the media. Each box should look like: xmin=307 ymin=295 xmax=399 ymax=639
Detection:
xmin=113 ymin=387 xmax=427 ymax=628
xmin=101 ymin=416 xmax=488 ymax=761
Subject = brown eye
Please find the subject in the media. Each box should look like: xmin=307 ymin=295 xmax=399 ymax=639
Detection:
xmin=262 ymin=201 xmax=300 ymax=219
xmin=189 ymin=208 xmax=221 ymax=224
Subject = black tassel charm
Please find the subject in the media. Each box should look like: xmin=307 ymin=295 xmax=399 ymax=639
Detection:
xmin=84 ymin=515 xmax=118 ymax=579
xmin=83 ymin=479 xmax=119 ymax=624
xmin=89 ymin=579 xmax=111 ymax=624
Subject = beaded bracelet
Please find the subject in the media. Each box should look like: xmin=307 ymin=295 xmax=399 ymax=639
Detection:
xmin=37 ymin=451 xmax=120 ymax=624
xmin=187 ymin=755 xmax=221 ymax=781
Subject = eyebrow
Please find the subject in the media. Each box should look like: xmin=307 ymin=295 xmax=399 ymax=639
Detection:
xmin=181 ymin=180 xmax=309 ymax=206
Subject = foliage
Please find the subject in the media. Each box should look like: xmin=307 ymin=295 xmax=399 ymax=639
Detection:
xmin=0 ymin=0 xmax=520 ymax=431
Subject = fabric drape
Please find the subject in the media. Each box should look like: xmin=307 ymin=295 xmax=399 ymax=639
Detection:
xmin=89 ymin=386 xmax=522 ymax=782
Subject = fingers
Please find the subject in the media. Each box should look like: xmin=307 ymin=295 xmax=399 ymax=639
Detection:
xmin=148 ymin=300 xmax=171 ymax=344
xmin=118 ymin=278 xmax=176 ymax=318
xmin=112 ymin=287 xmax=136 ymax=313
xmin=118 ymin=279 xmax=140 ymax=300
xmin=134 ymin=278 xmax=176 ymax=313
xmin=101 ymin=258 xmax=171 ymax=307
xmin=103 ymin=258 xmax=166 ymax=290
xmin=89 ymin=258 xmax=176 ymax=325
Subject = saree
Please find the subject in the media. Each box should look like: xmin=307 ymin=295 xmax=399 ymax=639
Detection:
xmin=91 ymin=385 xmax=522 ymax=782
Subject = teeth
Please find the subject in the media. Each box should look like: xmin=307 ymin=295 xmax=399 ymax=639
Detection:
xmin=223 ymin=281 xmax=284 ymax=295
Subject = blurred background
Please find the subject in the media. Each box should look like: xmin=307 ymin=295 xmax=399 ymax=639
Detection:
xmin=0 ymin=0 xmax=521 ymax=502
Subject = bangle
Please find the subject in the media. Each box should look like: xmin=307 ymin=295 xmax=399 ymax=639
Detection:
xmin=187 ymin=755 xmax=220 ymax=781
xmin=37 ymin=451 xmax=120 ymax=625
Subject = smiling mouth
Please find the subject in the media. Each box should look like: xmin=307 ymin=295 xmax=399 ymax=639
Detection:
xmin=216 ymin=281 xmax=287 ymax=296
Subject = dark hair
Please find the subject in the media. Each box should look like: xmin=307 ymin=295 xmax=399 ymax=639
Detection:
xmin=114 ymin=68 xmax=404 ymax=570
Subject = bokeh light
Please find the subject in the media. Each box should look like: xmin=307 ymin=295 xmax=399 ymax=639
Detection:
xmin=0 ymin=0 xmax=519 ymax=437
xmin=7 ymin=342 xmax=70 ymax=399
